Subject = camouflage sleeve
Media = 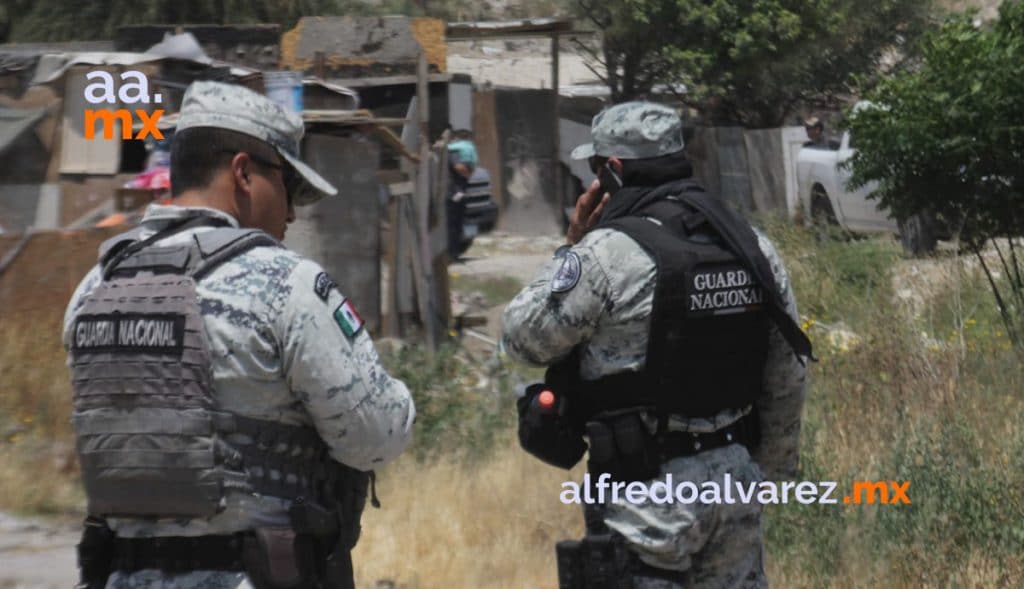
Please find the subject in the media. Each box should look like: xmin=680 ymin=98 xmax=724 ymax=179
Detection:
xmin=750 ymin=231 xmax=808 ymax=481
xmin=500 ymin=234 xmax=615 ymax=366
xmin=62 ymin=265 xmax=103 ymax=352
xmin=276 ymin=259 xmax=415 ymax=472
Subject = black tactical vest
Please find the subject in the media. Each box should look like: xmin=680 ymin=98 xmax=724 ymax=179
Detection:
xmin=69 ymin=218 xmax=341 ymax=519
xmin=571 ymin=180 xmax=810 ymax=420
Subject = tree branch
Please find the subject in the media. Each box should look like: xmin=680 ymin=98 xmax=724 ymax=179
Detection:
xmin=974 ymin=241 xmax=1021 ymax=349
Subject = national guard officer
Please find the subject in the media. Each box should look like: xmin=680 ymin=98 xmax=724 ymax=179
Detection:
xmin=63 ymin=81 xmax=416 ymax=589
xmin=502 ymin=102 xmax=812 ymax=588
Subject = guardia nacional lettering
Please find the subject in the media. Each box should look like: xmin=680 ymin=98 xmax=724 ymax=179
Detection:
xmin=688 ymin=266 xmax=764 ymax=315
xmin=75 ymin=318 xmax=116 ymax=349
xmin=74 ymin=314 xmax=184 ymax=353
xmin=118 ymin=317 xmax=178 ymax=347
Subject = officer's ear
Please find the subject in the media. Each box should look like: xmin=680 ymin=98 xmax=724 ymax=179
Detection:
xmin=230 ymin=152 xmax=254 ymax=194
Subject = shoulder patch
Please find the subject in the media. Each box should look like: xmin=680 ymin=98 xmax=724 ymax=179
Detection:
xmin=550 ymin=251 xmax=582 ymax=294
xmin=334 ymin=298 xmax=365 ymax=338
xmin=314 ymin=272 xmax=337 ymax=302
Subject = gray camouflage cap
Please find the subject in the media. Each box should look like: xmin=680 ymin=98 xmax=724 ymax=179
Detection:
xmin=175 ymin=80 xmax=338 ymax=206
xmin=570 ymin=101 xmax=684 ymax=160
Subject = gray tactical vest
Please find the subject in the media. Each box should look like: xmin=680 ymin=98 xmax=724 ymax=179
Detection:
xmin=70 ymin=222 xmax=334 ymax=519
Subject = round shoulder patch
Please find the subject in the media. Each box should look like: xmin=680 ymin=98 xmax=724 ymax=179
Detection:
xmin=314 ymin=271 xmax=337 ymax=302
xmin=550 ymin=251 xmax=582 ymax=294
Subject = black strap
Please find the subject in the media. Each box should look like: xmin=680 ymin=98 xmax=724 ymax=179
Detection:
xmin=102 ymin=215 xmax=231 ymax=280
xmin=111 ymin=535 xmax=246 ymax=573
xmin=190 ymin=231 xmax=281 ymax=281
xmin=657 ymin=416 xmax=754 ymax=460
xmin=669 ymin=192 xmax=815 ymax=361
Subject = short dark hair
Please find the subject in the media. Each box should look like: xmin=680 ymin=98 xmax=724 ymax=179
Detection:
xmin=170 ymin=127 xmax=280 ymax=196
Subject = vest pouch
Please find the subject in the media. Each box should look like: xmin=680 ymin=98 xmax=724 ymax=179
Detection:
xmin=74 ymin=407 xmax=226 ymax=518
xmin=586 ymin=411 xmax=660 ymax=483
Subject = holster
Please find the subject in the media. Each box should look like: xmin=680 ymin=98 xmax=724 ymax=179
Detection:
xmin=556 ymin=534 xmax=634 ymax=589
xmin=517 ymin=382 xmax=588 ymax=469
xmin=241 ymin=528 xmax=318 ymax=589
xmin=76 ymin=516 xmax=114 ymax=589
xmin=285 ymin=465 xmax=371 ymax=589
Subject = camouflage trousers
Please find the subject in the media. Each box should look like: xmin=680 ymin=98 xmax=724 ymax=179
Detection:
xmin=106 ymin=570 xmax=252 ymax=589
xmin=598 ymin=443 xmax=768 ymax=589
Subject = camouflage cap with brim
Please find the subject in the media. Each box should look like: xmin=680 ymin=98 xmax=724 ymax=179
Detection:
xmin=570 ymin=101 xmax=685 ymax=160
xmin=175 ymin=80 xmax=338 ymax=206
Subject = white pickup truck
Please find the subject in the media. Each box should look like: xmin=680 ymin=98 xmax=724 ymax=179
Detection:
xmin=796 ymin=129 xmax=942 ymax=254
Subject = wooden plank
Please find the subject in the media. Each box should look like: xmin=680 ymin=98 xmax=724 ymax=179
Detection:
xmin=402 ymin=195 xmax=433 ymax=351
xmin=446 ymin=18 xmax=575 ymax=40
xmin=328 ymin=73 xmax=451 ymax=88
xmin=395 ymin=196 xmax=416 ymax=317
xmin=429 ymin=131 xmax=452 ymax=330
xmin=415 ymin=52 xmax=438 ymax=353
xmin=472 ymin=89 xmax=504 ymax=211
xmin=383 ymin=195 xmax=402 ymax=338
xmin=551 ymin=33 xmax=562 ymax=208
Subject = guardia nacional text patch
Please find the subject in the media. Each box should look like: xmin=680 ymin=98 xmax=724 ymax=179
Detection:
xmin=550 ymin=251 xmax=582 ymax=293
xmin=72 ymin=313 xmax=186 ymax=355
xmin=334 ymin=299 xmax=365 ymax=338
xmin=686 ymin=264 xmax=764 ymax=317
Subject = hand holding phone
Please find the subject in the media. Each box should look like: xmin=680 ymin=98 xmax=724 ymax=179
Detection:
xmin=566 ymin=179 xmax=611 ymax=245
xmin=597 ymin=162 xmax=623 ymax=197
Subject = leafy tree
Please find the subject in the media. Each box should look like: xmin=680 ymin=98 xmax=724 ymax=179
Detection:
xmin=573 ymin=0 xmax=935 ymax=127
xmin=846 ymin=1 xmax=1024 ymax=349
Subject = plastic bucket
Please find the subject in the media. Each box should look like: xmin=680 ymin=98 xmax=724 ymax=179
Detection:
xmin=264 ymin=71 xmax=303 ymax=113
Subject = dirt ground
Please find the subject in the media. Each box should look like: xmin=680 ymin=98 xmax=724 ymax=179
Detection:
xmin=0 ymin=512 xmax=79 ymax=588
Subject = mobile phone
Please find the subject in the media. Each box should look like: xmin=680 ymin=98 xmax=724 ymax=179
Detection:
xmin=597 ymin=162 xmax=623 ymax=196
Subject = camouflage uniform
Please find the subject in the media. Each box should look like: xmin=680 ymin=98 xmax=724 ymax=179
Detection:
xmin=63 ymin=82 xmax=415 ymax=589
xmin=502 ymin=102 xmax=807 ymax=588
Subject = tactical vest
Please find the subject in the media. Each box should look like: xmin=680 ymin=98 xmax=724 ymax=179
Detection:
xmin=69 ymin=218 xmax=339 ymax=519
xmin=571 ymin=181 xmax=785 ymax=420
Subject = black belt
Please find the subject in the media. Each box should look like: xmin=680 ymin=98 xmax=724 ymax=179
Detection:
xmin=111 ymin=535 xmax=247 ymax=573
xmin=657 ymin=417 xmax=753 ymax=460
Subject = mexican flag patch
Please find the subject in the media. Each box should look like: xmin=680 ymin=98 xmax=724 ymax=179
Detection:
xmin=334 ymin=299 xmax=364 ymax=339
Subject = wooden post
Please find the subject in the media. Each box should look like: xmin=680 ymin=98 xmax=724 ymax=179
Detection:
xmin=433 ymin=134 xmax=452 ymax=330
xmin=415 ymin=51 xmax=438 ymax=354
xmin=384 ymin=195 xmax=401 ymax=338
xmin=314 ymin=51 xmax=326 ymax=79
xmin=551 ymin=33 xmax=562 ymax=208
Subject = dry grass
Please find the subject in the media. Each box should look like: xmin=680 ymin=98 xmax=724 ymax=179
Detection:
xmin=0 ymin=312 xmax=84 ymax=516
xmin=354 ymin=443 xmax=584 ymax=589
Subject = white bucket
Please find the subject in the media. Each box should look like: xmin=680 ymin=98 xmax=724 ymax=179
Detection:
xmin=264 ymin=71 xmax=303 ymax=113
